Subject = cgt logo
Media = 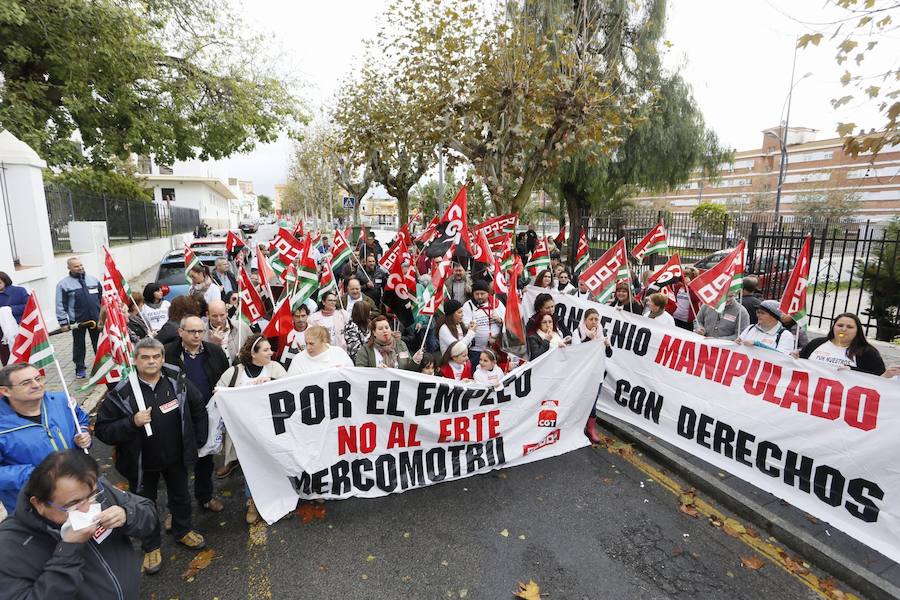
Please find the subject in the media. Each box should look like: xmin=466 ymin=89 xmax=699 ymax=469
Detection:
xmin=523 ymin=429 xmax=560 ymax=456
xmin=538 ymin=399 xmax=558 ymax=428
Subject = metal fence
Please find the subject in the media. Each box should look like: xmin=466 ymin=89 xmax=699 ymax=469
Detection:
xmin=45 ymin=184 xmax=200 ymax=253
xmin=581 ymin=210 xmax=900 ymax=340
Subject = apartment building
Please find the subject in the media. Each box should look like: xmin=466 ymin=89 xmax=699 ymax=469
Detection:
xmin=631 ymin=127 xmax=900 ymax=225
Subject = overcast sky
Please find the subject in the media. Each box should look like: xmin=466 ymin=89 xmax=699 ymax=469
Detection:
xmin=212 ymin=0 xmax=895 ymax=197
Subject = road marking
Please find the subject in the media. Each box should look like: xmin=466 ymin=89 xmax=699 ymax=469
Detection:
xmin=593 ymin=433 xmax=860 ymax=600
xmin=247 ymin=521 xmax=272 ymax=599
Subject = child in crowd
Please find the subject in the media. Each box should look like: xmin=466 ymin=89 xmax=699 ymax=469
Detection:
xmin=473 ymin=349 xmax=504 ymax=386
xmin=419 ymin=355 xmax=437 ymax=376
xmin=440 ymin=340 xmax=473 ymax=382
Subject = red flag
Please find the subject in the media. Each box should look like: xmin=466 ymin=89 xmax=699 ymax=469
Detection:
xmin=641 ymin=254 xmax=684 ymax=308
xmin=331 ymin=227 xmax=353 ymax=266
xmin=256 ymin=246 xmax=277 ymax=300
xmin=9 ymin=293 xmax=55 ymax=370
xmin=631 ymin=220 xmax=669 ymax=262
xmin=470 ymin=229 xmax=496 ymax=266
xmin=102 ymin=247 xmax=131 ymax=304
xmin=271 ymin=227 xmax=304 ymax=265
xmin=474 ymin=212 xmax=518 ymax=243
xmin=226 ymin=231 xmax=246 ymax=260
xmin=386 ymin=255 xmax=414 ymax=301
xmin=293 ymin=220 xmax=305 ymax=238
xmin=397 ymin=221 xmax=413 ymax=248
xmin=262 ymin=296 xmax=294 ymax=340
xmin=358 ymin=223 xmax=367 ymax=246
xmin=526 ymin=237 xmax=550 ymax=274
xmin=237 ymin=265 xmax=266 ymax=325
xmin=439 ymin=186 xmax=474 ymax=254
xmin=554 ymin=226 xmax=566 ymax=247
xmin=574 ymin=230 xmax=590 ymax=273
xmin=416 ymin=215 xmax=440 ymax=244
xmin=580 ymin=239 xmax=629 ymax=303
xmin=380 ymin=236 xmax=410 ymax=273
xmin=779 ymin=235 xmax=812 ymax=324
xmin=689 ymin=240 xmax=745 ymax=312
xmin=503 ymin=261 xmax=526 ymax=349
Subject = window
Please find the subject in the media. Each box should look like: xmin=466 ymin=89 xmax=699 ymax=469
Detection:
xmin=783 ymin=172 xmax=830 ymax=184
xmin=790 ymin=151 xmax=834 ymax=163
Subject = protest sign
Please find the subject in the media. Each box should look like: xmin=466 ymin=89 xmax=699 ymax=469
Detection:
xmin=215 ymin=342 xmax=606 ymax=523
xmin=524 ymin=286 xmax=900 ymax=564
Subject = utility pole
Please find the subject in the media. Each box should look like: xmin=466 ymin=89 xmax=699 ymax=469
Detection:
xmin=775 ymin=44 xmax=799 ymax=222
xmin=436 ymin=150 xmax=445 ymax=215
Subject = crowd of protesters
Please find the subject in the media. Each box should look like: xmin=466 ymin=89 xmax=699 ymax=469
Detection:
xmin=0 ymin=218 xmax=898 ymax=598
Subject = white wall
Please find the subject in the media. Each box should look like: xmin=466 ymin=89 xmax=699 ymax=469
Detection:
xmin=152 ymin=182 xmax=231 ymax=228
xmin=12 ymin=233 xmax=187 ymax=329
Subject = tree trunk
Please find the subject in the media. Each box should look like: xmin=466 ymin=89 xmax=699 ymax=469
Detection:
xmin=396 ymin=188 xmax=410 ymax=227
xmin=564 ymin=188 xmax=585 ymax=269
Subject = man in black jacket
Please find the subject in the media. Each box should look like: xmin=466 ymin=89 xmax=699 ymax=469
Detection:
xmin=0 ymin=450 xmax=159 ymax=599
xmin=211 ymin=257 xmax=238 ymax=300
xmin=95 ymin=337 xmax=208 ymax=575
xmin=164 ymin=316 xmax=229 ymax=517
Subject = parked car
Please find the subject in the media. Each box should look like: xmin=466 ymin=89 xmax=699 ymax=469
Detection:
xmin=189 ymin=238 xmax=229 ymax=256
xmin=691 ymin=249 xmax=795 ymax=298
xmin=240 ymin=219 xmax=259 ymax=234
xmin=155 ymin=250 xmax=229 ymax=301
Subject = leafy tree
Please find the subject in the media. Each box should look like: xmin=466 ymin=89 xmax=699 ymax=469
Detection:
xmin=860 ymin=218 xmax=900 ymax=341
xmin=286 ymin=123 xmax=340 ymax=223
xmin=553 ymin=72 xmax=731 ymax=260
xmin=333 ymin=58 xmax=436 ymax=225
xmin=0 ymin=0 xmax=303 ymax=168
xmin=692 ymin=203 xmax=728 ymax=235
xmin=793 ymin=187 xmax=861 ymax=226
xmin=795 ymin=1 xmax=898 ymax=157
xmin=45 ymin=162 xmax=152 ymax=201
xmin=256 ymin=194 xmax=273 ymax=215
xmin=376 ymin=0 xmax=661 ymax=213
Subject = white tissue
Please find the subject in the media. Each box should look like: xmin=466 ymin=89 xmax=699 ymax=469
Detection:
xmin=66 ymin=502 xmax=101 ymax=530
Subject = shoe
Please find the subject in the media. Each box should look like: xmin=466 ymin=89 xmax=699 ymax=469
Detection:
xmin=164 ymin=513 xmax=172 ymax=532
xmin=75 ymin=369 xmax=87 ymax=379
xmin=177 ymin=530 xmax=206 ymax=549
xmin=215 ymin=460 xmax=239 ymax=479
xmin=245 ymin=499 xmax=260 ymax=524
xmin=142 ymin=548 xmax=162 ymax=575
xmin=584 ymin=416 xmax=602 ymax=445
xmin=202 ymin=498 xmax=225 ymax=512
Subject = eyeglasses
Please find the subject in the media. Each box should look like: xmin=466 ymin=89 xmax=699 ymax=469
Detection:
xmin=11 ymin=375 xmax=45 ymax=388
xmin=46 ymin=481 xmax=104 ymax=513
xmin=182 ymin=329 xmax=205 ymax=335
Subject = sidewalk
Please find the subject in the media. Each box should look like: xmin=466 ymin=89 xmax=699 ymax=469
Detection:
xmin=597 ymin=414 xmax=900 ymax=600
xmin=42 ymin=264 xmax=160 ymax=408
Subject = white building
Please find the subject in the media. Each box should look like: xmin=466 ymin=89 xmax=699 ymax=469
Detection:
xmin=228 ymin=178 xmax=260 ymax=222
xmin=140 ymin=173 xmax=236 ymax=229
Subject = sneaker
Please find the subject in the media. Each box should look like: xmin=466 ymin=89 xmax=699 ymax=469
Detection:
xmin=202 ymin=498 xmax=225 ymax=513
xmin=164 ymin=513 xmax=172 ymax=532
xmin=177 ymin=530 xmax=206 ymax=549
xmin=75 ymin=369 xmax=87 ymax=379
xmin=142 ymin=548 xmax=162 ymax=575
xmin=245 ymin=499 xmax=260 ymax=525
xmin=215 ymin=460 xmax=239 ymax=479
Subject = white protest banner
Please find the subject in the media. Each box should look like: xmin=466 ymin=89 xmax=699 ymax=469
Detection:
xmin=214 ymin=342 xmax=606 ymax=524
xmin=523 ymin=286 xmax=900 ymax=564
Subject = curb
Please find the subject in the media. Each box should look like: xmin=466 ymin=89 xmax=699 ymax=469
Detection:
xmin=596 ymin=413 xmax=900 ymax=600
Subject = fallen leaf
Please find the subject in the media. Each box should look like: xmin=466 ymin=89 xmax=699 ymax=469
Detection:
xmin=723 ymin=518 xmax=746 ymax=538
xmin=804 ymin=513 xmax=819 ymax=525
xmin=366 ymin=554 xmax=376 ymax=562
xmin=361 ymin=574 xmax=368 ymax=580
xmin=514 ymin=579 xmax=541 ymax=600
xmin=819 ymin=577 xmax=837 ymax=593
xmin=740 ymin=555 xmax=764 ymax=570
xmin=318 ymin=564 xmax=330 ymax=572
xmin=296 ymin=502 xmax=326 ymax=524
xmin=498 ymin=473 xmax=507 ymax=479
xmin=784 ymin=556 xmax=809 ymax=576
xmin=499 ymin=529 xmax=509 ymax=537
xmin=744 ymin=526 xmax=759 ymax=538
xmin=181 ymin=549 xmax=216 ymax=581
xmin=403 ymin=532 xmax=411 ymax=538
xmin=440 ymin=560 xmax=449 ymax=567
xmin=459 ymin=589 xmax=468 ymax=598
xmin=708 ymin=515 xmax=724 ymax=528
xmin=726 ymin=570 xmax=734 ymax=578
xmin=401 ymin=575 xmax=412 ymax=582
xmin=601 ymin=478 xmax=613 ymax=485
xmin=221 ymin=490 xmax=233 ymax=497
xmin=679 ymin=504 xmax=699 ymax=518
xmin=533 ymin=475 xmax=545 ymax=481
xmin=518 ymin=534 xmax=526 ymax=540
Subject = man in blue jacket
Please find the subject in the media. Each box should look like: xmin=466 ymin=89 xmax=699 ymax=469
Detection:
xmin=0 ymin=363 xmax=91 ymax=513
xmin=55 ymin=257 xmax=101 ymax=378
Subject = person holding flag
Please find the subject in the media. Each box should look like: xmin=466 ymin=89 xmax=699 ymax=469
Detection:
xmin=0 ymin=363 xmax=91 ymax=513
xmin=462 ymin=280 xmax=505 ymax=368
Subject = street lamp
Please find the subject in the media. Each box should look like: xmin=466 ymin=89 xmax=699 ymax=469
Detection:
xmin=767 ymin=48 xmax=813 ymax=222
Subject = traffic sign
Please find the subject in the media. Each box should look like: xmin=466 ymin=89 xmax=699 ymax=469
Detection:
xmin=343 ymin=196 xmax=355 ymax=209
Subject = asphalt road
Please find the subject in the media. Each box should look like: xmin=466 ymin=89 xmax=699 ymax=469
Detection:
xmin=83 ymin=432 xmax=861 ymax=600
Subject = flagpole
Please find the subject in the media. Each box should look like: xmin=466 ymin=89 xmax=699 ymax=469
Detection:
xmin=103 ymin=244 xmax=154 ymax=334
xmin=237 ymin=275 xmax=243 ymax=352
xmin=30 ymin=293 xmax=86 ymax=446
xmin=418 ymin=313 xmax=434 ymax=354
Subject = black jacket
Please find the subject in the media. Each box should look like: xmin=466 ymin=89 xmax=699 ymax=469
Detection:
xmin=95 ymin=367 xmax=208 ymax=486
xmin=527 ymin=333 xmax=551 ymax=360
xmin=799 ymin=337 xmax=886 ymax=376
xmin=163 ymin=341 xmax=229 ymax=397
xmin=211 ymin=270 xmax=238 ymax=298
xmin=0 ymin=478 xmax=158 ymax=600
xmin=155 ymin=320 xmax=180 ymax=346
